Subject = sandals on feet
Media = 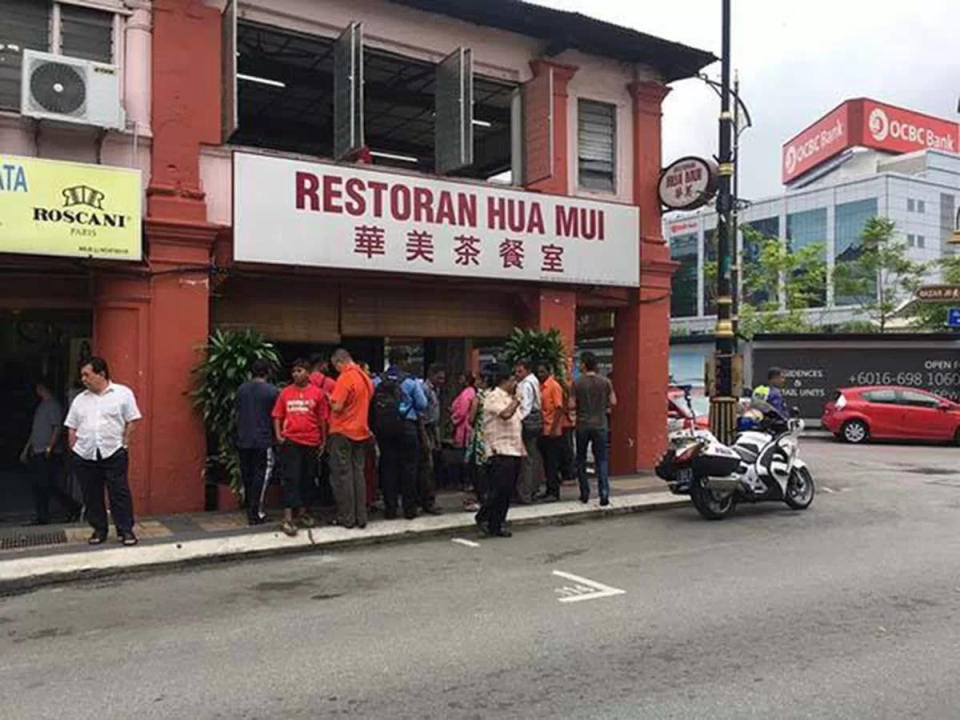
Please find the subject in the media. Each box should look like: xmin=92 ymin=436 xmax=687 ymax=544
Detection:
xmin=280 ymin=519 xmax=298 ymax=537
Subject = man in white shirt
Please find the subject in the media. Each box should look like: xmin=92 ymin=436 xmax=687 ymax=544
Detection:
xmin=64 ymin=357 xmax=142 ymax=546
xmin=514 ymin=360 xmax=543 ymax=503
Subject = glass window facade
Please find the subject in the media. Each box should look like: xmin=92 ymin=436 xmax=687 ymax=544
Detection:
xmin=834 ymin=198 xmax=878 ymax=306
xmin=670 ymin=233 xmax=698 ymax=318
xmin=786 ymin=208 xmax=827 ymax=307
xmin=743 ymin=216 xmax=779 ymax=305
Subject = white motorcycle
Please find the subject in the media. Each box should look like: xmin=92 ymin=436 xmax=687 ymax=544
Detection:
xmin=656 ymin=388 xmax=816 ymax=520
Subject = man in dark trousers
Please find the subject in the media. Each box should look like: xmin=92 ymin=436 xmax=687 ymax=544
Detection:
xmin=536 ymin=364 xmax=565 ymax=502
xmin=20 ymin=379 xmax=81 ymax=524
xmin=328 ymin=348 xmax=375 ymax=529
xmin=574 ymin=351 xmax=617 ymax=507
xmin=475 ymin=366 xmax=523 ymax=538
xmin=272 ymin=359 xmax=325 ymax=536
xmin=65 ymin=358 xmax=142 ymax=546
xmin=373 ymin=347 xmax=428 ymax=519
xmin=418 ymin=363 xmax=446 ymax=515
xmin=235 ymin=359 xmax=279 ymax=526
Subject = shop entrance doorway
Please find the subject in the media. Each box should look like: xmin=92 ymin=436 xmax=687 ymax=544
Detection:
xmin=0 ymin=310 xmax=92 ymax=523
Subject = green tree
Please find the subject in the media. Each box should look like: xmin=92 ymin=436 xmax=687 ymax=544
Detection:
xmin=833 ymin=217 xmax=928 ymax=333
xmin=501 ymin=328 xmax=567 ymax=381
xmin=909 ymin=255 xmax=960 ymax=330
xmin=705 ymin=226 xmax=827 ymax=339
xmin=193 ymin=329 xmax=281 ymax=493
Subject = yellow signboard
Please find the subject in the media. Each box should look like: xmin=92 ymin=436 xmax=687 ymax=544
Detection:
xmin=0 ymin=155 xmax=141 ymax=260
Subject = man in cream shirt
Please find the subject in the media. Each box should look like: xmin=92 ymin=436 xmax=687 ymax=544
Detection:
xmin=65 ymin=357 xmax=142 ymax=546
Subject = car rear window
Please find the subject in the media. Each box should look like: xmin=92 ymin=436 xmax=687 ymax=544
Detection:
xmin=862 ymin=389 xmax=896 ymax=404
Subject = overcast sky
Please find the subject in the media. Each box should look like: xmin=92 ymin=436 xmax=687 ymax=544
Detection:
xmin=533 ymin=0 xmax=959 ymax=199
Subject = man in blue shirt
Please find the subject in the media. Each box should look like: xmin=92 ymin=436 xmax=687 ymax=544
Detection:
xmin=374 ymin=348 xmax=428 ymax=519
xmin=752 ymin=367 xmax=789 ymax=419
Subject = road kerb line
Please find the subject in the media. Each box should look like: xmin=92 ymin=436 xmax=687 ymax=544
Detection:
xmin=451 ymin=538 xmax=480 ymax=548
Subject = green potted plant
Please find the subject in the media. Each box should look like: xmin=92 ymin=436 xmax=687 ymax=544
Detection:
xmin=501 ymin=327 xmax=568 ymax=381
xmin=193 ymin=329 xmax=280 ymax=509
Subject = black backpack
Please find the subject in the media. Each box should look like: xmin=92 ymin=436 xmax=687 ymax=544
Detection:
xmin=371 ymin=373 xmax=408 ymax=439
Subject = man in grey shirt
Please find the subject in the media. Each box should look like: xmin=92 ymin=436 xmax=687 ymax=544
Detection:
xmin=574 ymin=352 xmax=617 ymax=506
xmin=20 ymin=380 xmax=81 ymax=524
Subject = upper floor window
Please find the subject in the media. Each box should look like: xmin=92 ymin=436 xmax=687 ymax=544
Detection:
xmin=907 ymin=198 xmax=915 ymax=212
xmin=227 ymin=20 xmax=515 ymax=181
xmin=0 ymin=0 xmax=115 ymax=110
xmin=917 ymin=199 xmax=925 ymax=213
xmin=577 ymin=99 xmax=616 ymax=192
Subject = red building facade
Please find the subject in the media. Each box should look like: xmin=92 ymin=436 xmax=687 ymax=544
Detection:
xmin=1 ymin=0 xmax=713 ymax=515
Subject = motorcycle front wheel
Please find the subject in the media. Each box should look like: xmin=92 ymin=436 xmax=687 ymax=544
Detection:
xmin=690 ymin=479 xmax=737 ymax=520
xmin=784 ymin=466 xmax=815 ymax=510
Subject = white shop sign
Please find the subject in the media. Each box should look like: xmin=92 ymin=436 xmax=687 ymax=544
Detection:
xmin=233 ymin=153 xmax=640 ymax=287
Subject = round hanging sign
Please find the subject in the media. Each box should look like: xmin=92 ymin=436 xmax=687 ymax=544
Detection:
xmin=658 ymin=156 xmax=718 ymax=211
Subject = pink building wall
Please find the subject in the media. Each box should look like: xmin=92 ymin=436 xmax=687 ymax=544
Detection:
xmin=199 ymin=0 xmax=660 ymax=224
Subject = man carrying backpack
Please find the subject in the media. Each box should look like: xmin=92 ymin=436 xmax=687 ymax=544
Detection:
xmin=373 ymin=348 xmax=428 ymax=519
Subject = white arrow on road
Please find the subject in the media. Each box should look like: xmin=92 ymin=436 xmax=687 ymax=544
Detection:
xmin=552 ymin=570 xmax=626 ymax=603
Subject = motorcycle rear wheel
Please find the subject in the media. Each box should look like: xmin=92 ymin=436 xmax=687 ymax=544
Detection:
xmin=784 ymin=466 xmax=815 ymax=510
xmin=690 ymin=480 xmax=737 ymax=520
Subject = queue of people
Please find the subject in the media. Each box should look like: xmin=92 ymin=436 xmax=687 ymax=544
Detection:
xmin=17 ymin=348 xmax=614 ymax=546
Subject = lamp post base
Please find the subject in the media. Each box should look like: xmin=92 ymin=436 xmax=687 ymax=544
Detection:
xmin=709 ymin=396 xmax=739 ymax=446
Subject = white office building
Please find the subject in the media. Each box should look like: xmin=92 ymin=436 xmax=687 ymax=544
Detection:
xmin=667 ymin=100 xmax=960 ymax=334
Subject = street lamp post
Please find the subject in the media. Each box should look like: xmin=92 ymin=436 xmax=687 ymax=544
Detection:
xmin=709 ymin=0 xmax=738 ymax=444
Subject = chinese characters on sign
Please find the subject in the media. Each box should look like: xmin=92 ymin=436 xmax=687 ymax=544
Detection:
xmin=234 ymin=153 xmax=641 ymax=286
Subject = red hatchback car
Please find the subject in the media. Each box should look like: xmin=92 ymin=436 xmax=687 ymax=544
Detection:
xmin=822 ymin=386 xmax=960 ymax=444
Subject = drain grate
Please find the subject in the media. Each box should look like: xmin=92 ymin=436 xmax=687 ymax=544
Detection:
xmin=0 ymin=530 xmax=68 ymax=550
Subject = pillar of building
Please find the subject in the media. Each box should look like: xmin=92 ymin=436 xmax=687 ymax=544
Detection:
xmin=523 ymin=60 xmax=579 ymax=366
xmin=93 ymin=0 xmax=220 ymax=514
xmin=610 ymin=81 xmax=677 ymax=474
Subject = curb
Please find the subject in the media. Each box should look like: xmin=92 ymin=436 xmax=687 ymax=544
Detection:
xmin=0 ymin=493 xmax=688 ymax=596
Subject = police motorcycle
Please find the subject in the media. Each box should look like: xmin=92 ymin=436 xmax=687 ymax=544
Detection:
xmin=655 ymin=386 xmax=815 ymax=520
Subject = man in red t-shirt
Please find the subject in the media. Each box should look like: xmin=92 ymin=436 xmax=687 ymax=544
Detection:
xmin=272 ymin=358 xmax=325 ymax=536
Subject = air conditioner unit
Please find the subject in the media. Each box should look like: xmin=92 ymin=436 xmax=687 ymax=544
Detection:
xmin=20 ymin=49 xmax=125 ymax=130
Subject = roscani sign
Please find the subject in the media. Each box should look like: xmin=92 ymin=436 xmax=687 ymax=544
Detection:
xmin=234 ymin=153 xmax=640 ymax=287
xmin=658 ymin=156 xmax=718 ymax=211
xmin=781 ymin=98 xmax=960 ymax=184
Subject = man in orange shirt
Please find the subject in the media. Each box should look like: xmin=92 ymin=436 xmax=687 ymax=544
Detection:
xmin=328 ymin=348 xmax=374 ymax=529
xmin=536 ymin=363 xmax=565 ymax=502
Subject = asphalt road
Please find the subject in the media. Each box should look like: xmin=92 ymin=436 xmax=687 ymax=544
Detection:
xmin=2 ymin=438 xmax=960 ymax=719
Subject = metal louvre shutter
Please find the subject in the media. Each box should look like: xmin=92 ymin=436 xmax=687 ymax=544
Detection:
xmin=341 ymin=285 xmax=519 ymax=338
xmin=578 ymin=99 xmax=615 ymax=191
xmin=0 ymin=0 xmax=51 ymax=110
xmin=60 ymin=3 xmax=113 ymax=63
xmin=211 ymin=277 xmax=340 ymax=343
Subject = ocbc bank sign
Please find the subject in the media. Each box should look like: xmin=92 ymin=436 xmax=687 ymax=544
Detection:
xmin=867 ymin=106 xmax=957 ymax=152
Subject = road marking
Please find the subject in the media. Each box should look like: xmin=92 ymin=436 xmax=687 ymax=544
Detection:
xmin=552 ymin=570 xmax=626 ymax=603
xmin=451 ymin=538 xmax=480 ymax=548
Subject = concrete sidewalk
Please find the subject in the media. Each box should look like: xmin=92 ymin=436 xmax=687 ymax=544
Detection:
xmin=0 ymin=477 xmax=686 ymax=593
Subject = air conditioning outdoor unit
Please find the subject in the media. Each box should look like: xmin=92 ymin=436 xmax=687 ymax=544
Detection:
xmin=20 ymin=49 xmax=125 ymax=130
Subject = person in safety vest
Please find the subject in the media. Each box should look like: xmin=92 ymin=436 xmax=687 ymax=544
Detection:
xmin=752 ymin=367 xmax=788 ymax=419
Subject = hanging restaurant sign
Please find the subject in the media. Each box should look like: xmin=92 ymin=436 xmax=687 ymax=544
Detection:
xmin=0 ymin=154 xmax=141 ymax=260
xmin=233 ymin=153 xmax=641 ymax=287
xmin=658 ymin=156 xmax=718 ymax=211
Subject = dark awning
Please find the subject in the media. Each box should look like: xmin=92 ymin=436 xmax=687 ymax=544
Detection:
xmin=386 ymin=0 xmax=717 ymax=83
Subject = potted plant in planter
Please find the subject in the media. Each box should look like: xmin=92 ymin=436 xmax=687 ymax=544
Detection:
xmin=193 ymin=329 xmax=281 ymax=510
xmin=501 ymin=327 xmax=568 ymax=381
